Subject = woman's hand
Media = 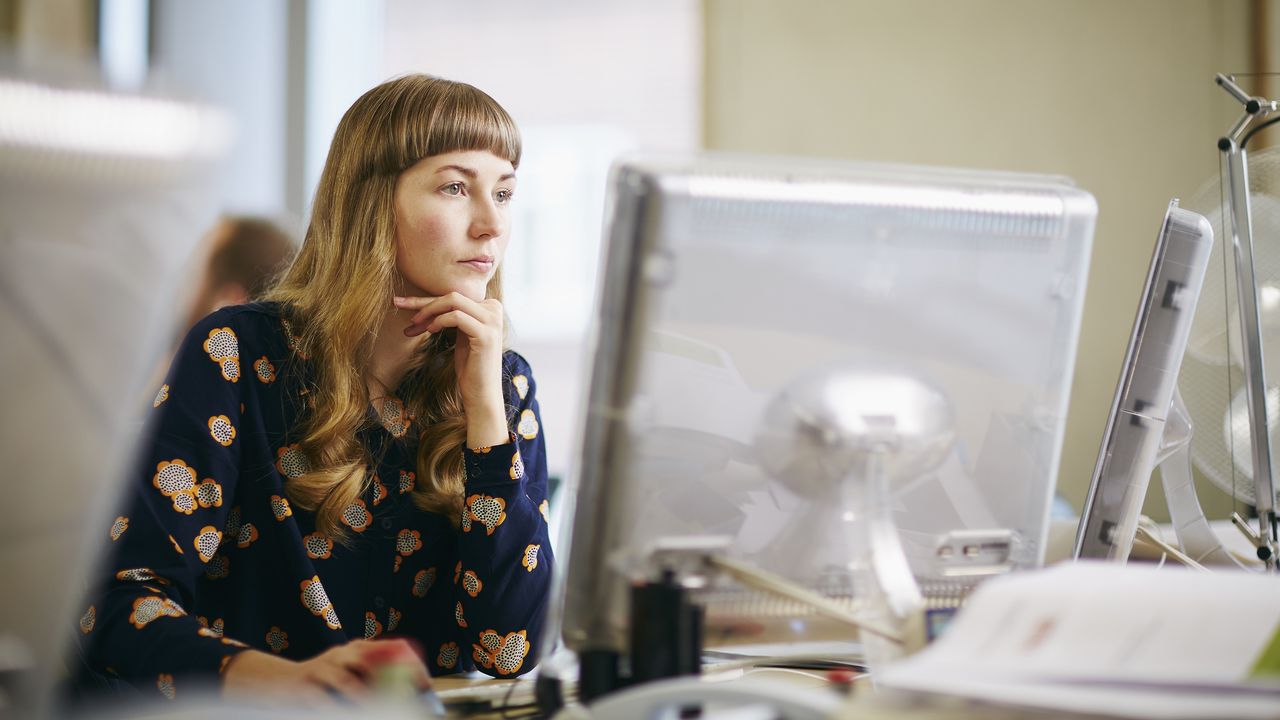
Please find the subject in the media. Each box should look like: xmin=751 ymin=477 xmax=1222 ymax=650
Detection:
xmin=222 ymin=639 xmax=432 ymax=706
xmin=394 ymin=293 xmax=509 ymax=448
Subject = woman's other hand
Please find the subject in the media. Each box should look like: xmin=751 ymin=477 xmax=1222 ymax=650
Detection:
xmin=222 ymin=638 xmax=432 ymax=707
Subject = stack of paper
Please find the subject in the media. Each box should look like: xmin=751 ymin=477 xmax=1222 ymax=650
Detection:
xmin=875 ymin=562 xmax=1280 ymax=719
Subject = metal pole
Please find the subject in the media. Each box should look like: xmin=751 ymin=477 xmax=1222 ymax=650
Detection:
xmin=1216 ymin=73 xmax=1280 ymax=567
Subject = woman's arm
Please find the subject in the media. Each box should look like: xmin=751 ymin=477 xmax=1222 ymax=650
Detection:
xmin=76 ymin=312 xmax=254 ymax=698
xmin=449 ymin=353 xmax=554 ymax=678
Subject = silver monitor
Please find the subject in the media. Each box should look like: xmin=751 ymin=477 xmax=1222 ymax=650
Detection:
xmin=1075 ymin=201 xmax=1214 ymax=561
xmin=558 ymin=153 xmax=1098 ymax=658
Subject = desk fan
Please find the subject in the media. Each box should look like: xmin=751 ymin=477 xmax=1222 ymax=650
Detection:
xmin=1178 ymin=147 xmax=1280 ymax=560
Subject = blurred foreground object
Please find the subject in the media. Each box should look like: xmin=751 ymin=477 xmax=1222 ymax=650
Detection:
xmin=0 ymin=74 xmax=229 ymax=716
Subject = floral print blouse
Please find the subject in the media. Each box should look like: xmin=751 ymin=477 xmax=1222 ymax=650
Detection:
xmin=72 ymin=302 xmax=553 ymax=702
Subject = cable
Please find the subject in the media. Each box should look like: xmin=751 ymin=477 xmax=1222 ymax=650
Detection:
xmin=705 ymin=555 xmax=902 ymax=643
xmin=1134 ymin=524 xmax=1207 ymax=570
xmin=1242 ymin=115 xmax=1280 ymax=150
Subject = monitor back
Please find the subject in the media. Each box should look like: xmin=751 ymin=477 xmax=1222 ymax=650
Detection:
xmin=560 ymin=153 xmax=1097 ymax=653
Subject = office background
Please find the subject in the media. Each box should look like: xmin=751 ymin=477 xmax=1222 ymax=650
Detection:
xmin=3 ymin=0 xmax=1277 ymax=522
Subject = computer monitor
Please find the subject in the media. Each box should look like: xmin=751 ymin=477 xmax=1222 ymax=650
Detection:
xmin=557 ymin=153 xmax=1097 ymax=662
xmin=1075 ymin=201 xmax=1213 ymax=562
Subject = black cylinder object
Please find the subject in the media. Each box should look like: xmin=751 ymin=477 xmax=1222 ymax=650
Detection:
xmin=629 ymin=572 xmax=703 ymax=684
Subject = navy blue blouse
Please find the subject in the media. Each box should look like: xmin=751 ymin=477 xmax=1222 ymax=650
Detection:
xmin=73 ymin=302 xmax=553 ymax=701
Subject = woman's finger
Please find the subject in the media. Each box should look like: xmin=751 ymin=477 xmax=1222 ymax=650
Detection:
xmin=391 ymin=294 xmax=439 ymax=310
xmin=407 ymin=301 xmax=501 ymax=339
xmin=317 ymin=663 xmax=370 ymax=701
xmin=416 ymin=309 xmax=490 ymax=339
xmin=408 ymin=292 xmax=497 ymax=329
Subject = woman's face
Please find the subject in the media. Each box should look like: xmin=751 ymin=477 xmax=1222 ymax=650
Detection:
xmin=393 ymin=149 xmax=516 ymax=302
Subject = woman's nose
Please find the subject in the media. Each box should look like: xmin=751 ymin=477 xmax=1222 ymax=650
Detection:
xmin=471 ymin=198 xmax=504 ymax=239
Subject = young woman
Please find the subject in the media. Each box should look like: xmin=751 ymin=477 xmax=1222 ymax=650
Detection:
xmin=72 ymin=75 xmax=553 ymax=704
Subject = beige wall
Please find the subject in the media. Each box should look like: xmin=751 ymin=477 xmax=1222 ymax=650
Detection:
xmin=704 ymin=0 xmax=1256 ymax=519
xmin=1 ymin=0 xmax=95 ymax=62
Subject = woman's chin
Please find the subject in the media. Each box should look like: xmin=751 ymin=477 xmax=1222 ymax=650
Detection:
xmin=423 ymin=283 xmax=487 ymax=303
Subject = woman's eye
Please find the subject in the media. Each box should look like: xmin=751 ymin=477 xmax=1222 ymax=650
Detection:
xmin=441 ymin=182 xmax=464 ymax=196
xmin=495 ymin=189 xmax=514 ymax=204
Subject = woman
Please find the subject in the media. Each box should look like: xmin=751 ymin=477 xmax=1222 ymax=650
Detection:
xmin=72 ymin=75 xmax=553 ymax=704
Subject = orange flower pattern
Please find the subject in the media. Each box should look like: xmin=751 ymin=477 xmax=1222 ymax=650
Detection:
xmin=522 ymin=544 xmax=540 ymax=573
xmin=299 ymin=576 xmax=341 ymax=630
xmin=472 ymin=629 xmax=529 ymax=676
xmin=129 ymin=595 xmax=185 ymax=629
xmin=396 ymin=529 xmax=422 ymax=556
xmin=152 ymin=459 xmax=197 ymax=515
xmin=204 ymin=554 xmax=230 ymax=580
xmin=236 ymin=523 xmax=259 ymax=549
xmin=304 ymin=532 xmax=333 ymax=560
xmin=379 ymin=397 xmax=413 ymax=438
xmin=266 ymin=626 xmax=288 ymax=653
xmin=195 ymin=478 xmax=223 ymax=509
xmin=371 ymin=475 xmax=388 ymax=506
xmin=194 ymin=526 xmax=222 ymax=563
xmin=203 ymin=327 xmax=240 ymax=383
xmin=270 ymin=495 xmax=292 ymax=521
xmin=364 ymin=612 xmax=382 ymax=639
xmin=462 ymin=570 xmax=483 ymax=598
xmin=222 ymin=507 xmax=241 ymax=544
xmin=340 ymin=499 xmax=371 ymax=533
xmin=412 ymin=567 xmax=436 ymax=598
xmin=116 ymin=568 xmax=169 ymax=584
xmin=208 ymin=415 xmax=236 ymax=447
xmin=110 ymin=516 xmax=128 ymax=541
xmin=438 ymin=642 xmax=460 ymax=670
xmin=275 ymin=445 xmax=309 ymax=479
xmin=464 ymin=494 xmax=507 ymax=536
xmin=153 ymin=384 xmax=169 ymax=408
xmin=253 ymin=356 xmax=276 ymax=384
xmin=517 ymin=409 xmax=539 ymax=440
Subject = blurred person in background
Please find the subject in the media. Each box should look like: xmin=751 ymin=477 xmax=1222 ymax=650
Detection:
xmin=69 ymin=74 xmax=554 ymax=709
xmin=139 ymin=216 xmax=298 ymax=402
xmin=182 ymin=215 xmax=298 ymax=331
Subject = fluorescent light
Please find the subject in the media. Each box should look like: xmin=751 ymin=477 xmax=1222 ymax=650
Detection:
xmin=0 ymin=79 xmax=233 ymax=162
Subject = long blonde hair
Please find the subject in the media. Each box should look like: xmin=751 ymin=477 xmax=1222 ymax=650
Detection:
xmin=266 ymin=75 xmax=521 ymax=540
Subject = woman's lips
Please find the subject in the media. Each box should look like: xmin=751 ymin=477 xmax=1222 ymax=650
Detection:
xmin=459 ymin=259 xmax=494 ymax=273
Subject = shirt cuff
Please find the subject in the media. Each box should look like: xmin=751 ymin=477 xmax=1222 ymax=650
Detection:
xmin=463 ymin=433 xmax=523 ymax=489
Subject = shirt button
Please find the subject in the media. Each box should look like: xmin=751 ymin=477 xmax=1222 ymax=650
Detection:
xmin=381 ymin=517 xmax=393 ymax=530
xmin=374 ymin=595 xmax=386 ymax=609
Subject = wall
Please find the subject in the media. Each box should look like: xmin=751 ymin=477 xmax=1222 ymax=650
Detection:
xmin=703 ymin=0 xmax=1254 ymax=520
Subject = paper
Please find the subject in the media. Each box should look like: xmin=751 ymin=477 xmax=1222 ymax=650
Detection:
xmin=876 ymin=562 xmax=1280 ymax=719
